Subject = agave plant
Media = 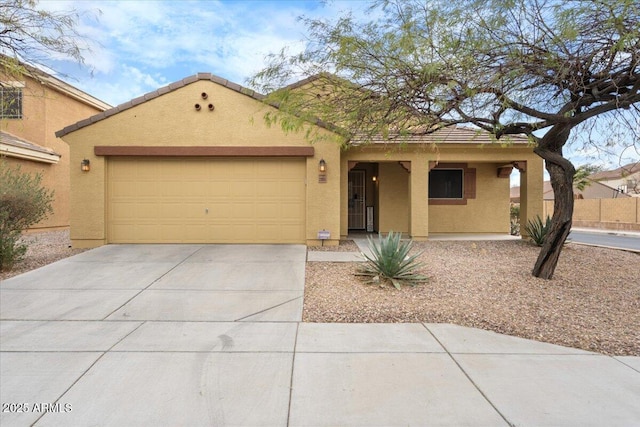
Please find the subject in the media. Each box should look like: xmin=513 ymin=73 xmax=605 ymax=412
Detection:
xmin=356 ymin=231 xmax=427 ymax=289
xmin=523 ymin=215 xmax=552 ymax=246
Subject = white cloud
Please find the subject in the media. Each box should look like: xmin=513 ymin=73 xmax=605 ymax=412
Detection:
xmin=34 ymin=0 xmax=374 ymax=105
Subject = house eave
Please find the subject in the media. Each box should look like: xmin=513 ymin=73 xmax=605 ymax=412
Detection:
xmin=0 ymin=142 xmax=61 ymax=164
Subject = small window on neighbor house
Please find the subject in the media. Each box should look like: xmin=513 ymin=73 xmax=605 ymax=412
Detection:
xmin=429 ymin=169 xmax=463 ymax=199
xmin=1 ymin=84 xmax=23 ymax=119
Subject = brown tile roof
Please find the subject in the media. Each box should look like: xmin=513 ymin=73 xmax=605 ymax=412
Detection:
xmin=351 ymin=126 xmax=531 ymax=145
xmin=589 ymin=162 xmax=640 ymax=181
xmin=55 ymin=72 xmax=531 ymax=146
xmin=1 ymin=131 xmax=60 ymax=156
xmin=55 ymin=73 xmax=265 ymax=138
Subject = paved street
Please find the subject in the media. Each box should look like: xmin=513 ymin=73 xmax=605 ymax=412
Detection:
xmin=570 ymin=229 xmax=640 ymax=252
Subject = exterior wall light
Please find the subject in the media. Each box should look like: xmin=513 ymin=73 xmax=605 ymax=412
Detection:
xmin=81 ymin=159 xmax=90 ymax=172
xmin=318 ymin=159 xmax=327 ymax=183
xmin=372 ymin=176 xmax=377 ymax=182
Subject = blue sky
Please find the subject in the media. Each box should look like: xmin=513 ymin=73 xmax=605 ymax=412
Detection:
xmin=41 ymin=0 xmax=368 ymax=106
xmin=39 ymin=0 xmax=638 ymax=172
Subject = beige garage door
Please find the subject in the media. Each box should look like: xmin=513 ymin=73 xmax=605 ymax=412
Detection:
xmin=107 ymin=157 xmax=306 ymax=243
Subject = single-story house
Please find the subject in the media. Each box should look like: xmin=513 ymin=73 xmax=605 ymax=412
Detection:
xmin=56 ymin=73 xmax=543 ymax=248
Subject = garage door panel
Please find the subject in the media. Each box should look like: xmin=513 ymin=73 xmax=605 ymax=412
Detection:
xmin=108 ymin=157 xmax=305 ymax=243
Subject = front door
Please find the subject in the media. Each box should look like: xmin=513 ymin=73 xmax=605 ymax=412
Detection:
xmin=348 ymin=170 xmax=366 ymax=229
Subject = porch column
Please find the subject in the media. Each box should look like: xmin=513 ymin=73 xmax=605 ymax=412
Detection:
xmin=410 ymin=159 xmax=429 ymax=240
xmin=520 ymin=158 xmax=544 ymax=238
xmin=340 ymin=157 xmax=349 ymax=239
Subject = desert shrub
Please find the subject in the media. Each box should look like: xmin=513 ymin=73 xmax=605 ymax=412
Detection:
xmin=356 ymin=231 xmax=427 ymax=289
xmin=0 ymin=162 xmax=54 ymax=271
xmin=523 ymin=215 xmax=552 ymax=247
xmin=509 ymin=203 xmax=521 ymax=236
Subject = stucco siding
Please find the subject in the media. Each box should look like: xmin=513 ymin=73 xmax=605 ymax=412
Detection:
xmin=1 ymin=74 xmax=106 ymax=229
xmin=378 ymin=162 xmax=409 ymax=234
xmin=429 ymin=163 xmax=511 ymax=233
xmin=63 ymin=80 xmax=342 ymax=247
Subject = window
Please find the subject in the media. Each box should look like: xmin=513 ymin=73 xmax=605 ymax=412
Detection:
xmin=1 ymin=83 xmax=24 ymax=119
xmin=428 ymin=163 xmax=476 ymax=205
xmin=429 ymin=169 xmax=463 ymax=199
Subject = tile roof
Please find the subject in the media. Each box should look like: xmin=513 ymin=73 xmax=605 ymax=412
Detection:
xmin=1 ymin=131 xmax=59 ymax=156
xmin=589 ymin=162 xmax=640 ymax=181
xmin=351 ymin=126 xmax=531 ymax=145
xmin=55 ymin=73 xmax=265 ymax=138
xmin=55 ymin=72 xmax=531 ymax=146
xmin=1 ymin=130 xmax=61 ymax=164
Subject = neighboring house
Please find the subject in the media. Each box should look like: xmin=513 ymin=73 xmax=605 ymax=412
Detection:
xmin=588 ymin=162 xmax=640 ymax=197
xmin=56 ymin=73 xmax=543 ymax=248
xmin=511 ymin=179 xmax=631 ymax=202
xmin=1 ymin=64 xmax=111 ymax=230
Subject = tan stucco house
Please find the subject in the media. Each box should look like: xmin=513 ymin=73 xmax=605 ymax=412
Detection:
xmin=1 ymin=65 xmax=111 ymax=230
xmin=56 ymin=73 xmax=543 ymax=248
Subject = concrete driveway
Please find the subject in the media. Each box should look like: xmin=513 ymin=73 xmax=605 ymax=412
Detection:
xmin=1 ymin=244 xmax=639 ymax=426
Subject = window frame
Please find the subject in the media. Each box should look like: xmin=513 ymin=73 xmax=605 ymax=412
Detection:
xmin=1 ymin=81 xmax=25 ymax=119
xmin=428 ymin=168 xmax=464 ymax=200
xmin=428 ymin=162 xmax=476 ymax=205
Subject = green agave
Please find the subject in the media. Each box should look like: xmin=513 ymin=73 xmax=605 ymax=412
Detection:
xmin=356 ymin=231 xmax=428 ymax=290
xmin=524 ymin=215 xmax=552 ymax=247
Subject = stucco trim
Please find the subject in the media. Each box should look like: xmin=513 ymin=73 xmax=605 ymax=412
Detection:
xmin=94 ymin=146 xmax=315 ymax=157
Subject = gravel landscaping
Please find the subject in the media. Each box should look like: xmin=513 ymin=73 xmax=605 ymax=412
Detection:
xmin=2 ymin=230 xmax=638 ymax=356
xmin=305 ymin=239 xmax=640 ymax=356
xmin=0 ymin=229 xmax=86 ymax=281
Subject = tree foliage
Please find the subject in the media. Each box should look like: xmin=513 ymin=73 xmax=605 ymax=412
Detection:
xmin=573 ymin=164 xmax=603 ymax=191
xmin=0 ymin=0 xmax=91 ymax=78
xmin=0 ymin=161 xmax=54 ymax=271
xmin=252 ymin=0 xmax=640 ymax=279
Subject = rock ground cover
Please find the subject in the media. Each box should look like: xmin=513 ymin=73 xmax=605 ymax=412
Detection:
xmin=305 ymin=240 xmax=639 ymax=356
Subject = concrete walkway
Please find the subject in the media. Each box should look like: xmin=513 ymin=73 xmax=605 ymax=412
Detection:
xmin=1 ymin=245 xmax=639 ymax=426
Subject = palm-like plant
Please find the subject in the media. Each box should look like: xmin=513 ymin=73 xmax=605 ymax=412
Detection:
xmin=356 ymin=231 xmax=427 ymax=289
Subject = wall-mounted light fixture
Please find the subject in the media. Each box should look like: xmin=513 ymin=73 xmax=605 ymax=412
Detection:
xmin=372 ymin=176 xmax=377 ymax=182
xmin=318 ymin=159 xmax=327 ymax=183
xmin=81 ymin=159 xmax=90 ymax=172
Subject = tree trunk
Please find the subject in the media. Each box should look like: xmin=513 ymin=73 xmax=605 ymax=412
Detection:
xmin=532 ymin=125 xmax=575 ymax=279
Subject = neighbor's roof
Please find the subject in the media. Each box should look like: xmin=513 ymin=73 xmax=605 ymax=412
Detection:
xmin=513 ymin=179 xmax=631 ymax=200
xmin=1 ymin=130 xmax=61 ymax=163
xmin=589 ymin=162 xmax=640 ymax=181
xmin=2 ymin=57 xmax=112 ymax=111
xmin=56 ymin=73 xmax=265 ymax=138
xmin=36 ymin=72 xmax=111 ymax=112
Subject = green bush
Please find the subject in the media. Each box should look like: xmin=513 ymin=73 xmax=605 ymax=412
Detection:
xmin=0 ymin=162 xmax=54 ymax=271
xmin=523 ymin=215 xmax=552 ymax=246
xmin=356 ymin=231 xmax=427 ymax=289
xmin=509 ymin=203 xmax=520 ymax=236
